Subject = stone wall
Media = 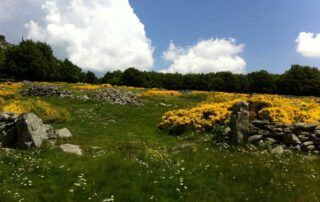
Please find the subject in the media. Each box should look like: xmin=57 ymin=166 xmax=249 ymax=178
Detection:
xmin=248 ymin=120 xmax=320 ymax=154
xmin=229 ymin=102 xmax=320 ymax=154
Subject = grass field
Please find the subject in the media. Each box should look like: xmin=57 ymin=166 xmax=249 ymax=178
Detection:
xmin=0 ymin=85 xmax=320 ymax=202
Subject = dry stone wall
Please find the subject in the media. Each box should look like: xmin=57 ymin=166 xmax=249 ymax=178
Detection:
xmin=229 ymin=102 xmax=320 ymax=154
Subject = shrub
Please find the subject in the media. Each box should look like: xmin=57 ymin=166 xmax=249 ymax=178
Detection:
xmin=2 ymin=99 xmax=70 ymax=123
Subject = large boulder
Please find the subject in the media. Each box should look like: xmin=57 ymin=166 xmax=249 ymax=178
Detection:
xmin=229 ymin=102 xmax=250 ymax=144
xmin=15 ymin=113 xmax=48 ymax=149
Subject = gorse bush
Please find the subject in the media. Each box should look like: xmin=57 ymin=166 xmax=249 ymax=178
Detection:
xmin=158 ymin=92 xmax=320 ymax=133
xmin=2 ymin=99 xmax=70 ymax=123
xmin=140 ymin=89 xmax=182 ymax=97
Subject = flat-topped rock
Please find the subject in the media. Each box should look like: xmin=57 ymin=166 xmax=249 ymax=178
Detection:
xmin=60 ymin=144 xmax=82 ymax=155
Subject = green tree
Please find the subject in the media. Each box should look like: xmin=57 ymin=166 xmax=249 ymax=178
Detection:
xmin=3 ymin=40 xmax=57 ymax=81
xmin=84 ymin=71 xmax=98 ymax=84
xmin=247 ymin=70 xmax=277 ymax=94
xmin=278 ymin=65 xmax=320 ymax=96
xmin=58 ymin=59 xmax=85 ymax=82
xmin=121 ymin=68 xmax=145 ymax=87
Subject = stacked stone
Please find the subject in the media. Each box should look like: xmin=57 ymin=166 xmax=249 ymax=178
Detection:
xmin=248 ymin=120 xmax=320 ymax=154
xmin=89 ymin=88 xmax=143 ymax=106
xmin=20 ymin=85 xmax=73 ymax=97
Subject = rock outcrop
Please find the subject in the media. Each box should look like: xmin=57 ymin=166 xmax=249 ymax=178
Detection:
xmin=0 ymin=113 xmax=72 ymax=150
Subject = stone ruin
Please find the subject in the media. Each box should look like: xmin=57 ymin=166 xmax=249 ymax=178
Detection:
xmin=89 ymin=88 xmax=143 ymax=106
xmin=229 ymin=102 xmax=320 ymax=154
xmin=20 ymin=84 xmax=143 ymax=106
xmin=20 ymin=85 xmax=73 ymax=97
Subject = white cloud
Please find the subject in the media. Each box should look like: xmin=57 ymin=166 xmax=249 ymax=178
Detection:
xmin=24 ymin=0 xmax=154 ymax=72
xmin=296 ymin=32 xmax=320 ymax=58
xmin=161 ymin=38 xmax=246 ymax=74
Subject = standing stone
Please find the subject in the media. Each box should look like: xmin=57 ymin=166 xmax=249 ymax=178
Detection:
xmin=15 ymin=113 xmax=47 ymax=149
xmin=229 ymin=102 xmax=250 ymax=144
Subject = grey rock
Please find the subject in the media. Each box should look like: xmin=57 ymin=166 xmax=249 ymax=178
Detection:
xmin=265 ymin=137 xmax=277 ymax=144
xmin=300 ymin=132 xmax=312 ymax=137
xmin=252 ymin=120 xmax=270 ymax=127
xmin=314 ymin=130 xmax=320 ymax=136
xmin=55 ymin=128 xmax=72 ymax=139
xmin=272 ymin=128 xmax=283 ymax=132
xmin=258 ymin=130 xmax=271 ymax=136
xmin=60 ymin=144 xmax=82 ymax=155
xmin=283 ymin=128 xmax=293 ymax=134
xmin=305 ymin=145 xmax=315 ymax=151
xmin=294 ymin=123 xmax=317 ymax=131
xmin=271 ymin=145 xmax=284 ymax=154
xmin=283 ymin=134 xmax=301 ymax=145
xmin=263 ymin=125 xmax=275 ymax=131
xmin=274 ymin=123 xmax=285 ymax=128
xmin=298 ymin=135 xmax=309 ymax=142
xmin=43 ymin=124 xmax=56 ymax=139
xmin=248 ymin=135 xmax=263 ymax=144
xmin=302 ymin=141 xmax=314 ymax=147
xmin=224 ymin=127 xmax=231 ymax=135
xmin=15 ymin=113 xmax=48 ymax=149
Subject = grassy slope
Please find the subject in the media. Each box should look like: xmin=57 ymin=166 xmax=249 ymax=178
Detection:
xmin=0 ymin=94 xmax=320 ymax=202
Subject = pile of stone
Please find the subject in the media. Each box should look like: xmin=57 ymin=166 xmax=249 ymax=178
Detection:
xmin=88 ymin=88 xmax=143 ymax=106
xmin=20 ymin=85 xmax=73 ymax=97
xmin=248 ymin=120 xmax=320 ymax=154
xmin=228 ymin=102 xmax=320 ymax=155
xmin=0 ymin=113 xmax=81 ymax=154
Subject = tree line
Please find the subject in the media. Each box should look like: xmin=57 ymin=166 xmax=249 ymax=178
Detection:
xmin=0 ymin=40 xmax=320 ymax=97
xmin=0 ymin=40 xmax=98 ymax=83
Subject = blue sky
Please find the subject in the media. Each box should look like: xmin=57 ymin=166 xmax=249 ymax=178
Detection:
xmin=130 ymin=0 xmax=320 ymax=73
xmin=0 ymin=0 xmax=320 ymax=74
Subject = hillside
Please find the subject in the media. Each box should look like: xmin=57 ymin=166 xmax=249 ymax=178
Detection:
xmin=0 ymin=82 xmax=319 ymax=201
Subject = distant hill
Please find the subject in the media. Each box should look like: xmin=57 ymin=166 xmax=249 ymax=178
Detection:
xmin=0 ymin=35 xmax=12 ymax=52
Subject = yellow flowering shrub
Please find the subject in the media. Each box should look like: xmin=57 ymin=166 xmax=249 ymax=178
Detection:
xmin=72 ymin=83 xmax=112 ymax=90
xmin=158 ymin=100 xmax=238 ymax=133
xmin=0 ymin=82 xmax=23 ymax=97
xmin=2 ymin=99 xmax=70 ymax=123
xmin=159 ymin=92 xmax=320 ymax=133
xmin=141 ymin=89 xmax=182 ymax=97
xmin=190 ymin=91 xmax=210 ymax=95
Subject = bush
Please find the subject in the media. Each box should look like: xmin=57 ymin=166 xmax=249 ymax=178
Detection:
xmin=2 ymin=99 xmax=70 ymax=123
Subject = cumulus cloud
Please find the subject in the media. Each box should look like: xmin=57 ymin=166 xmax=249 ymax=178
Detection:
xmin=296 ymin=32 xmax=320 ymax=58
xmin=161 ymin=38 xmax=246 ymax=74
xmin=24 ymin=0 xmax=154 ymax=72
